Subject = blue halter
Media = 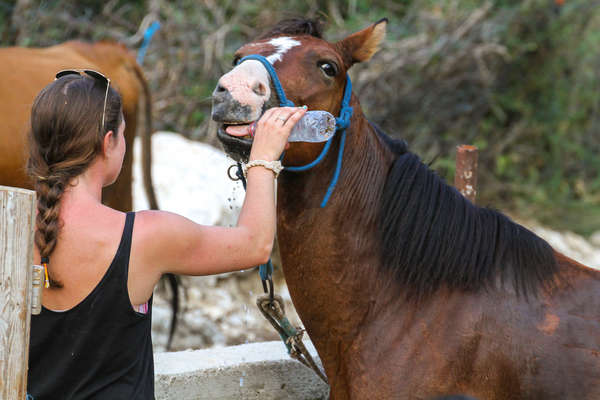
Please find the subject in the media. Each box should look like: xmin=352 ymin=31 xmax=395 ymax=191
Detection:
xmin=238 ymin=54 xmax=353 ymax=208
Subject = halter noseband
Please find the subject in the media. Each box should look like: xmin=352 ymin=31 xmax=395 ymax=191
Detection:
xmin=238 ymin=54 xmax=353 ymax=208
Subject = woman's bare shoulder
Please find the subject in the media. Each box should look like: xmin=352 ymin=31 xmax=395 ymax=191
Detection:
xmin=133 ymin=209 xmax=192 ymax=229
xmin=131 ymin=210 xmax=199 ymax=246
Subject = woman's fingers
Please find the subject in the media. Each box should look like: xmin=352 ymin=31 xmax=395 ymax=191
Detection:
xmin=283 ymin=108 xmax=305 ymax=128
xmin=256 ymin=107 xmax=303 ymax=134
xmin=262 ymin=107 xmax=297 ymax=126
xmin=250 ymin=107 xmax=306 ymax=161
xmin=274 ymin=107 xmax=299 ymax=124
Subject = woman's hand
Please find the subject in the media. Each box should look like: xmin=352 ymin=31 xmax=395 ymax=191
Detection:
xmin=249 ymin=106 xmax=306 ymax=162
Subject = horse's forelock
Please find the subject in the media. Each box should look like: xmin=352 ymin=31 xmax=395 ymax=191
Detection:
xmin=258 ymin=18 xmax=325 ymax=40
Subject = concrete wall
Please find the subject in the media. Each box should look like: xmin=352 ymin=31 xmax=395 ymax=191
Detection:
xmin=155 ymin=341 xmax=329 ymax=400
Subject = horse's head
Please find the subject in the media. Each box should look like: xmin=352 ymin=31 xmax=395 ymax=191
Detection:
xmin=212 ymin=18 xmax=387 ymax=163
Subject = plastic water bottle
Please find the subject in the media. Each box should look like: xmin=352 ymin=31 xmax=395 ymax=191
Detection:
xmin=288 ymin=110 xmax=336 ymax=142
xmin=249 ymin=110 xmax=336 ymax=143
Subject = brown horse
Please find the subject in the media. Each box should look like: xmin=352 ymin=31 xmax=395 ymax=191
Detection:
xmin=0 ymin=40 xmax=157 ymax=210
xmin=212 ymin=18 xmax=600 ymax=399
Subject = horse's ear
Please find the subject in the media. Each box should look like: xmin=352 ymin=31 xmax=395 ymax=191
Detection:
xmin=335 ymin=18 xmax=387 ymax=69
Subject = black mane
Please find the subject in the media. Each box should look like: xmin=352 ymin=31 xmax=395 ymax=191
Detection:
xmin=372 ymin=121 xmax=408 ymax=155
xmin=378 ymin=139 xmax=559 ymax=300
xmin=258 ymin=18 xmax=324 ymax=40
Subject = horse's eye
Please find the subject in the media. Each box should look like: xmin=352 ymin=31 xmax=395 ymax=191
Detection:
xmin=318 ymin=62 xmax=337 ymax=77
xmin=232 ymin=56 xmax=241 ymax=66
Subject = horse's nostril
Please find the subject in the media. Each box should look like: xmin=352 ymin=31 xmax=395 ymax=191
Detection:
xmin=216 ymin=84 xmax=227 ymax=94
xmin=253 ymin=82 xmax=267 ymax=97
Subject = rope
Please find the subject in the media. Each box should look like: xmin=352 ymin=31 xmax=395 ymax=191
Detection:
xmin=284 ymin=137 xmax=333 ymax=172
xmin=126 ymin=14 xmax=158 ymax=46
xmin=257 ymin=295 xmax=329 ymax=384
xmin=226 ymin=54 xmax=356 ymax=384
xmin=238 ymin=55 xmax=295 ymax=107
xmin=137 ymin=20 xmax=161 ymax=65
xmin=320 ymin=129 xmax=346 ymax=207
xmin=228 ymin=163 xmax=328 ymax=384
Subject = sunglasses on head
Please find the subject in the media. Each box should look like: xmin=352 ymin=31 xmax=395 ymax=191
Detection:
xmin=55 ymin=69 xmax=111 ymax=132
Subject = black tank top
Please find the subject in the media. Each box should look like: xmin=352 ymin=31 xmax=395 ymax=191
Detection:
xmin=28 ymin=212 xmax=154 ymax=400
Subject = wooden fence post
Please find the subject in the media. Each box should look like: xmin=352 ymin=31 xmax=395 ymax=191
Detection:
xmin=0 ymin=185 xmax=36 ymax=399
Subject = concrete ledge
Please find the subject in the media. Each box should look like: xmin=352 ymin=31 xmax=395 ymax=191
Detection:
xmin=154 ymin=341 xmax=330 ymax=400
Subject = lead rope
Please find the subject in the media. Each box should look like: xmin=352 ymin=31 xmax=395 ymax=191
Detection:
xmin=224 ymin=54 xmax=355 ymax=385
xmin=228 ymin=162 xmax=328 ymax=384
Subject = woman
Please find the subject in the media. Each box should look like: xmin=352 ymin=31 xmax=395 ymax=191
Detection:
xmin=26 ymin=70 xmax=305 ymax=399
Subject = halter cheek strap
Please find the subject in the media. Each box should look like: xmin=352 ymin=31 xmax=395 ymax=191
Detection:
xmin=237 ymin=54 xmax=354 ymax=208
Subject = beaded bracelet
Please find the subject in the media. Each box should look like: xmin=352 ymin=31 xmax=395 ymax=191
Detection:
xmin=243 ymin=160 xmax=284 ymax=179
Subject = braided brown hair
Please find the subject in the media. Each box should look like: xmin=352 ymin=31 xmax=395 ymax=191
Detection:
xmin=27 ymin=73 xmax=123 ymax=288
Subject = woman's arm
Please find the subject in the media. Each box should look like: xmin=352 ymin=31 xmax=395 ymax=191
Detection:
xmin=135 ymin=107 xmax=306 ymax=278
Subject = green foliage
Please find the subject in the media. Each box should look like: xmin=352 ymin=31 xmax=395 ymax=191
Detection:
xmin=353 ymin=0 xmax=599 ymax=235
xmin=486 ymin=0 xmax=600 ymax=234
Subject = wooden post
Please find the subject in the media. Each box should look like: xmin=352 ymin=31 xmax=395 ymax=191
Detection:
xmin=455 ymin=145 xmax=478 ymax=203
xmin=0 ymin=185 xmax=36 ymax=399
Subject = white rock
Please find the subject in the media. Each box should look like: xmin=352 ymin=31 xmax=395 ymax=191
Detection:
xmin=590 ymin=231 xmax=600 ymax=247
xmin=133 ymin=132 xmax=244 ymax=224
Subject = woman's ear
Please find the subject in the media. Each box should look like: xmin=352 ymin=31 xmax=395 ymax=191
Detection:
xmin=102 ymin=130 xmax=116 ymax=157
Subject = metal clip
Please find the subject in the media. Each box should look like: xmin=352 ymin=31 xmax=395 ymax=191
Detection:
xmin=31 ymin=265 xmax=44 ymax=315
xmin=227 ymin=164 xmax=241 ymax=181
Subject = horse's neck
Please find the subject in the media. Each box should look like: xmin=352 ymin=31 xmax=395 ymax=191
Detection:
xmin=276 ymin=108 xmax=395 ymax=376
xmin=279 ymin=108 xmax=394 ymax=212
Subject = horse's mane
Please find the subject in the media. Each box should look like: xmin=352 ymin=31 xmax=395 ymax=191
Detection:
xmin=378 ymin=133 xmax=559 ymax=300
xmin=258 ymin=18 xmax=324 ymax=39
xmin=372 ymin=121 xmax=408 ymax=155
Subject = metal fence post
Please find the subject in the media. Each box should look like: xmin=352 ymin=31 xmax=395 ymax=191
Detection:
xmin=455 ymin=145 xmax=478 ymax=203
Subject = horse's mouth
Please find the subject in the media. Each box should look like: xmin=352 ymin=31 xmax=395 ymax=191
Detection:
xmin=216 ymin=121 xmax=256 ymax=162
xmin=223 ymin=121 xmax=255 ymax=140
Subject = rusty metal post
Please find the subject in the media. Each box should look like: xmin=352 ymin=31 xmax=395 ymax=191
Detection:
xmin=454 ymin=145 xmax=478 ymax=203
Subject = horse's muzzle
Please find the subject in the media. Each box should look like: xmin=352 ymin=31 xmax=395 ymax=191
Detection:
xmin=212 ymin=88 xmax=257 ymax=162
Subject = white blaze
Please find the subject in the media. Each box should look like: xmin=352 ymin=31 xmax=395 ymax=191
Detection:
xmin=265 ymin=37 xmax=301 ymax=64
xmin=217 ymin=36 xmax=301 ymax=116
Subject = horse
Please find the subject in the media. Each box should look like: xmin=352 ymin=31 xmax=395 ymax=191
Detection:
xmin=211 ymin=18 xmax=600 ymax=399
xmin=0 ymin=40 xmax=157 ymax=210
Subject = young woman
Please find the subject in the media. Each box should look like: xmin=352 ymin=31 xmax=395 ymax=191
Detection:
xmin=26 ymin=70 xmax=305 ymax=399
